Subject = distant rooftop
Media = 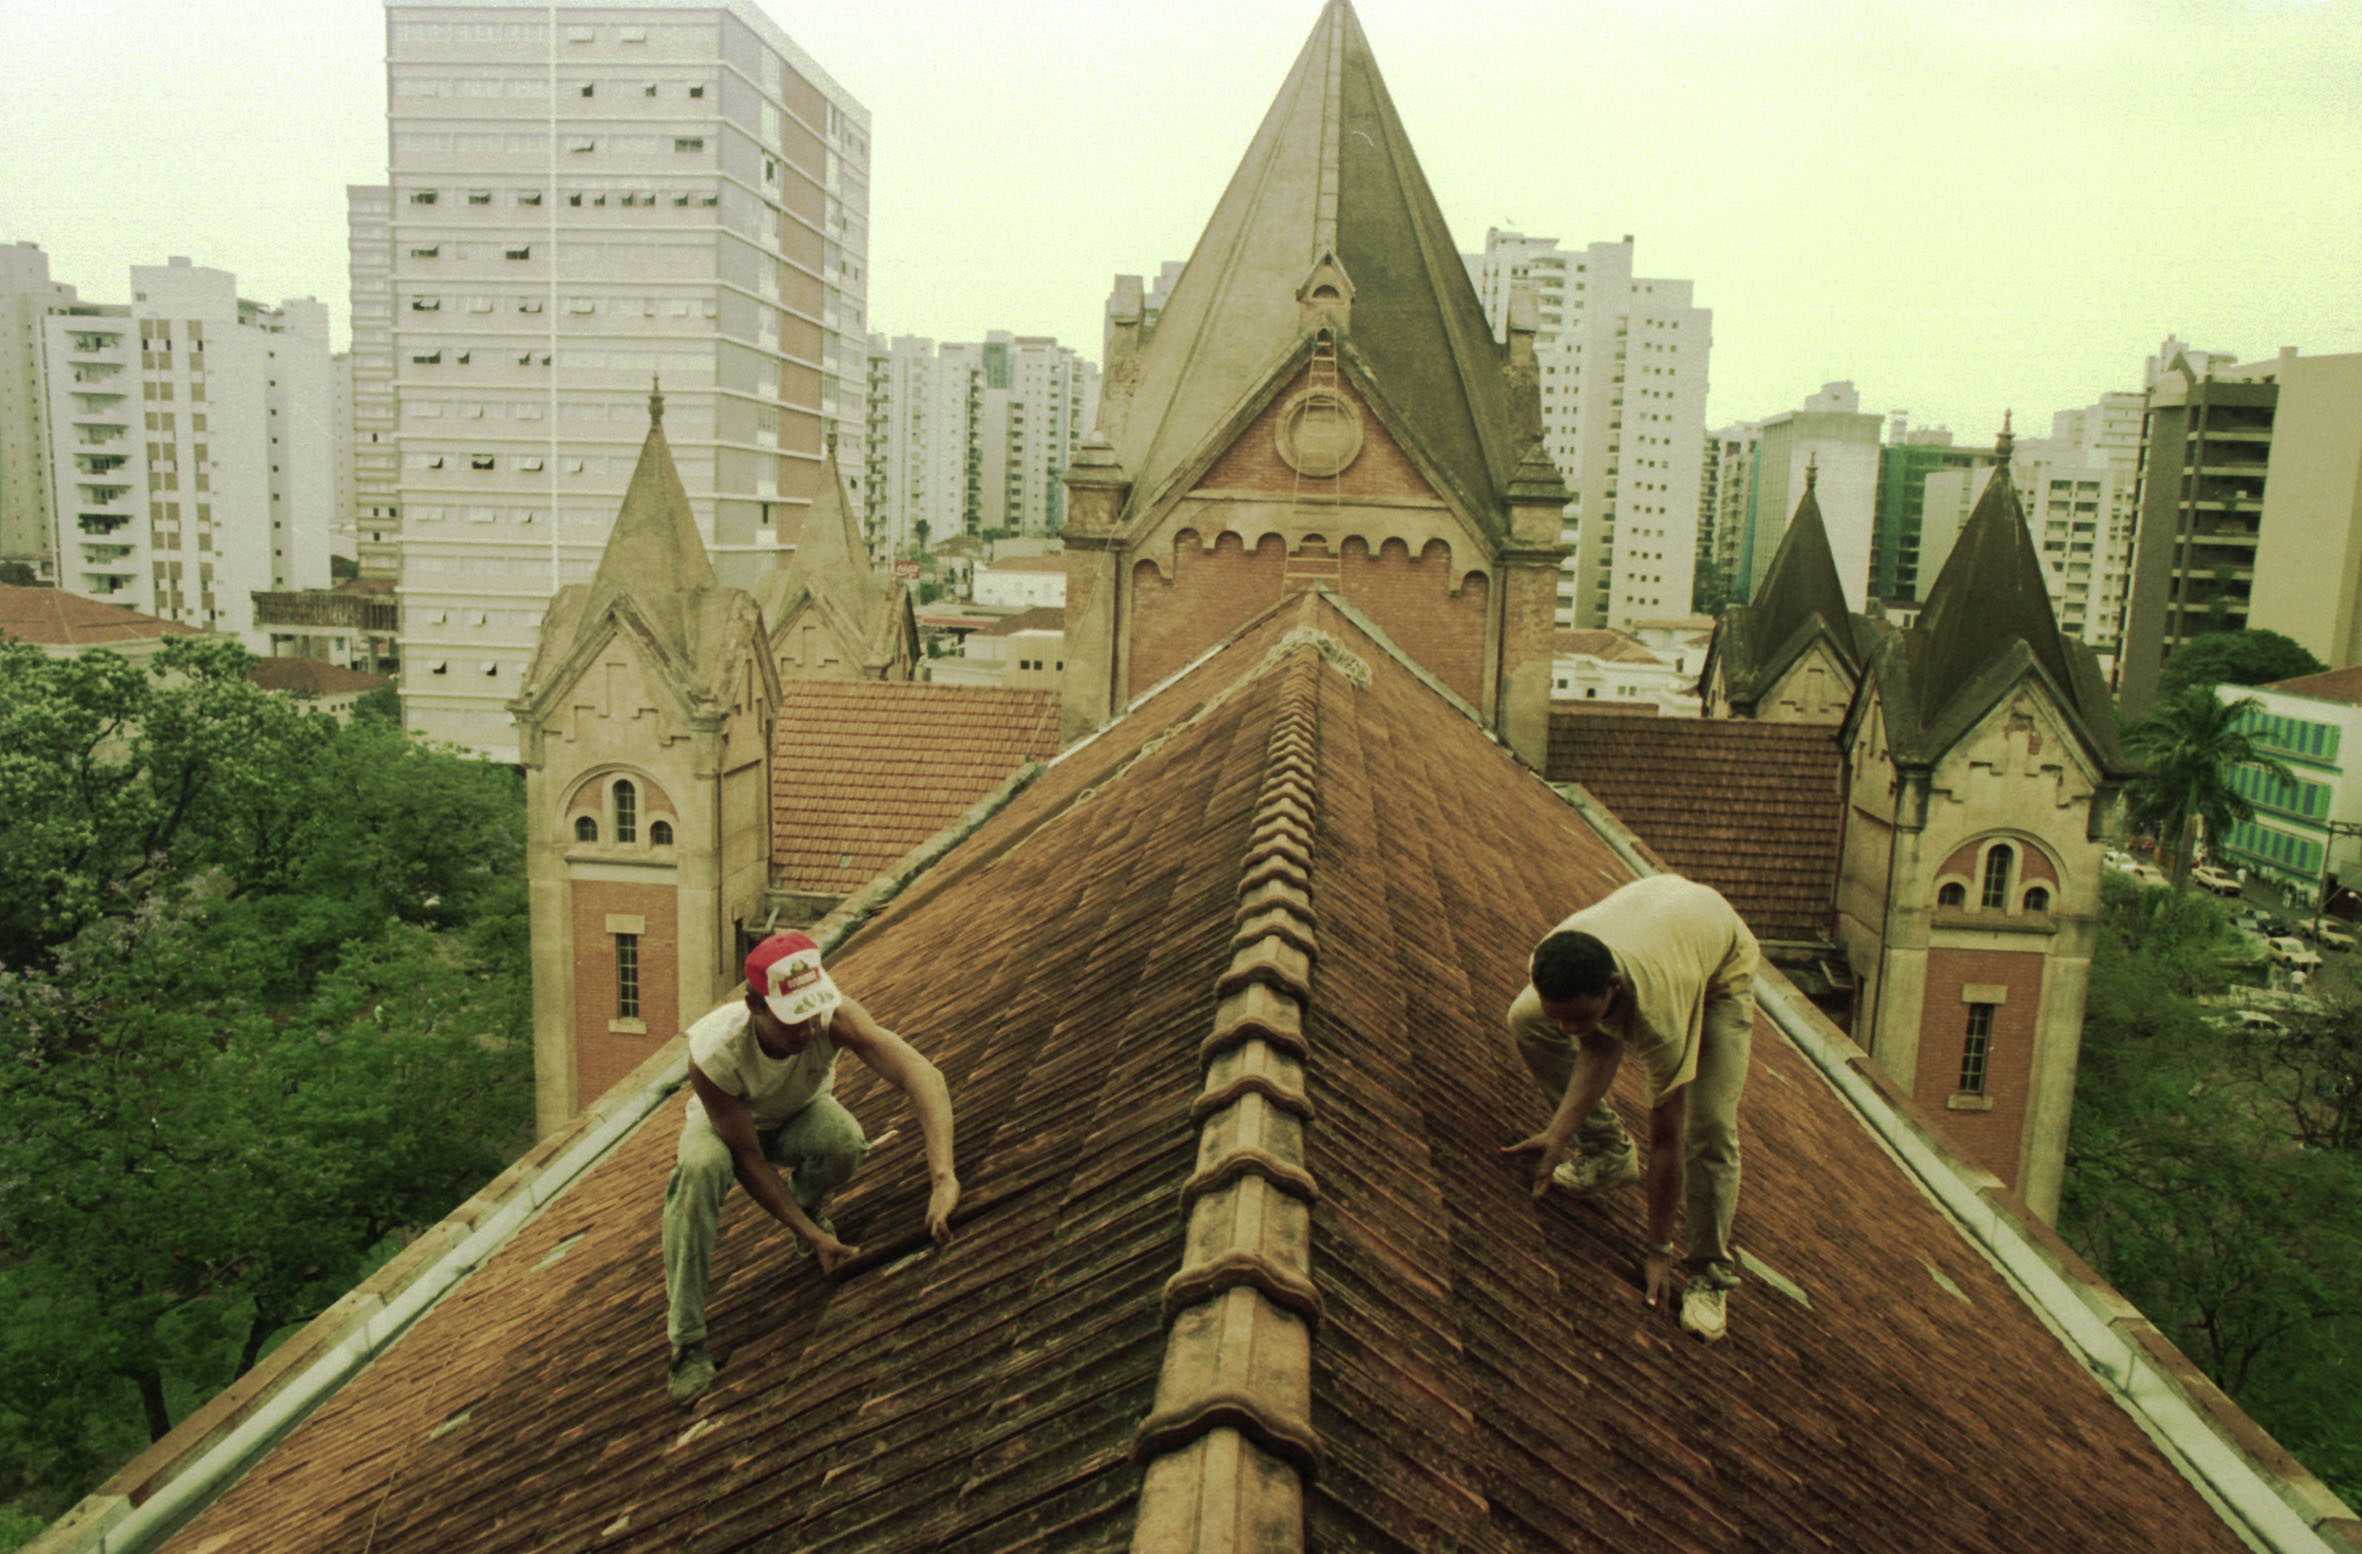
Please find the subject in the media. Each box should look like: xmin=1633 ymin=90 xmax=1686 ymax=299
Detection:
xmin=0 ymin=584 xmax=202 ymax=648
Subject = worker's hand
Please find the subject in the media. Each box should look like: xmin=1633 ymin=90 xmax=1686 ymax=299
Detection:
xmin=1501 ymin=1133 xmax=1570 ymax=1201
xmin=925 ymin=1173 xmax=961 ymax=1247
xmin=813 ymin=1234 xmax=860 ymax=1278
xmin=1643 ymin=1247 xmax=1680 ymax=1308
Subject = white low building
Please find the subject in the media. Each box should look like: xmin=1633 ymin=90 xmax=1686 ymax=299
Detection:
xmin=2216 ymin=666 xmax=2362 ymax=906
xmin=971 ymin=554 xmax=1068 ymax=609
xmin=1550 ymin=626 xmax=1702 ymax=716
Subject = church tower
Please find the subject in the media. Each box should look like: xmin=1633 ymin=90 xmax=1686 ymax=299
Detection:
xmin=1062 ymin=0 xmax=1568 ymax=766
xmin=512 ymin=389 xmax=780 ymax=1135
xmin=1834 ymin=421 xmax=2133 ymax=1220
xmin=754 ymin=437 xmax=919 ymax=685
xmin=1700 ymin=459 xmax=1869 ymax=722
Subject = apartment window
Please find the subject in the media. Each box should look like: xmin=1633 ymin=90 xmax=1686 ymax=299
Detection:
xmin=517 ymin=190 xmax=543 ymax=206
xmin=1980 ymin=845 xmax=2014 ymax=910
xmin=688 ymin=83 xmax=705 ymax=98
xmin=505 ymin=246 xmax=531 ymax=261
xmin=410 ymin=245 xmax=440 ymax=258
xmin=567 ymin=138 xmax=596 ymax=154
xmin=579 ymin=82 xmax=595 ymax=97
xmin=618 ymin=24 xmax=647 ymax=42
xmin=468 ymin=190 xmax=491 ymax=205
xmin=1960 ymin=1004 xmax=1996 ymax=1095
xmin=675 ymin=137 xmax=704 ymax=152
xmin=471 ymin=455 xmax=496 ymax=470
xmin=410 ymin=297 xmax=441 ymax=311
xmin=643 ymin=82 xmax=658 ymax=97
xmin=410 ymin=190 xmax=438 ymax=204
xmin=614 ymin=779 xmax=637 ymax=843
xmin=616 ymin=933 xmax=639 ymax=1018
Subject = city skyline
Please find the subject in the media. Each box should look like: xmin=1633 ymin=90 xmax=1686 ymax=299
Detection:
xmin=5 ymin=0 xmax=2357 ymax=437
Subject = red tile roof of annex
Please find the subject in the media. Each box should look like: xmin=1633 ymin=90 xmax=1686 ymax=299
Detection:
xmin=1548 ymin=708 xmax=1846 ymax=943
xmin=770 ymin=680 xmax=1061 ymax=895
xmin=161 ymin=592 xmax=2266 ymax=1554
xmin=0 ymin=583 xmax=203 ymax=647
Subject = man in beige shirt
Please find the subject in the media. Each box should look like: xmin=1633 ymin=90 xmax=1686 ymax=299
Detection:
xmin=1502 ymin=875 xmax=1757 ymax=1341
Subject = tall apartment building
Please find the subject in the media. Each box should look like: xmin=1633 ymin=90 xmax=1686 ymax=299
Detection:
xmin=1701 ymin=423 xmax=1756 ymax=595
xmin=384 ymin=0 xmax=869 ymax=755
xmin=2 ymin=242 xmax=78 ymax=577
xmin=1464 ymin=231 xmax=1710 ymax=629
xmin=2120 ymin=348 xmax=2362 ymax=713
xmin=348 ymin=185 xmax=401 ymax=580
xmin=37 ymin=258 xmax=334 ymax=644
xmin=862 ymin=331 xmax=1097 ymax=555
xmin=1871 ymin=424 xmax=1988 ymax=606
xmin=2013 ymin=395 xmax=2143 ymax=660
xmin=1737 ymin=381 xmax=1881 ymax=611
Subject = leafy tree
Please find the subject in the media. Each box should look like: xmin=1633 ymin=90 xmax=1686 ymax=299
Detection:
xmin=2157 ymin=628 xmax=2327 ymax=702
xmin=2122 ymin=687 xmax=2296 ymax=890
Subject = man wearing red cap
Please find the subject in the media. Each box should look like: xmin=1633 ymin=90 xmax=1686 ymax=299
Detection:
xmin=663 ymin=930 xmax=959 ymax=1404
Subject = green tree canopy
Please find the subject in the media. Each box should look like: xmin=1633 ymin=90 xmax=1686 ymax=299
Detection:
xmin=2122 ymin=687 xmax=2297 ymax=889
xmin=2157 ymin=628 xmax=2327 ymax=702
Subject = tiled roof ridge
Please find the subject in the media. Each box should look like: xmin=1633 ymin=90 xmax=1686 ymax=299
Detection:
xmin=2263 ymin=663 xmax=2362 ymax=705
xmin=1131 ymin=643 xmax=1328 ymax=1548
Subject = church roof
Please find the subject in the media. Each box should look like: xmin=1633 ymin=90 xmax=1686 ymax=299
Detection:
xmin=758 ymin=441 xmax=890 ymax=633
xmin=1111 ymin=0 xmax=1519 ymax=526
xmin=524 ymin=392 xmax=750 ymax=704
xmin=770 ymin=682 xmax=1062 ymax=895
xmin=1707 ymin=474 xmax=1862 ymax=708
xmin=143 ymin=590 xmax=2334 ymax=1554
xmin=1548 ymin=709 xmax=1844 ymax=944
xmin=1867 ymin=429 xmax=2130 ymax=774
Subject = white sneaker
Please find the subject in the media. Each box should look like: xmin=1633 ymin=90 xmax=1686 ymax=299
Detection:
xmin=1550 ymin=1148 xmax=1642 ymax=1195
xmin=1680 ymin=1285 xmax=1728 ymax=1342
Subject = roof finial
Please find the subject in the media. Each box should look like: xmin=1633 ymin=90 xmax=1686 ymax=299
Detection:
xmin=1804 ymin=452 xmax=1819 ymax=493
xmin=649 ymin=375 xmax=664 ymax=427
xmin=1996 ymin=409 xmax=2013 ymax=464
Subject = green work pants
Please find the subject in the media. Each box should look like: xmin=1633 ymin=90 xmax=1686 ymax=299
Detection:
xmin=663 ymin=1096 xmax=868 ymax=1349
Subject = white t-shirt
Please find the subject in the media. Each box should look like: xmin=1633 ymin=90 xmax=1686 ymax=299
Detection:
xmin=682 ymin=1001 xmax=839 ymax=1132
xmin=1542 ymin=875 xmax=1757 ymax=1104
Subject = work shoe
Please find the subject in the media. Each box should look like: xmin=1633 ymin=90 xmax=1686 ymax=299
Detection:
xmin=1551 ymin=1148 xmax=1642 ymax=1195
xmin=1679 ymin=1285 xmax=1728 ymax=1343
xmin=667 ymin=1343 xmax=716 ymax=1405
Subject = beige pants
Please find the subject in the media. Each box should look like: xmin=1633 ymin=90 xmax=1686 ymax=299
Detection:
xmin=1505 ymin=984 xmax=1754 ymax=1282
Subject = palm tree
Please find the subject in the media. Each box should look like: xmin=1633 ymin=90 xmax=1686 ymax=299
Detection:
xmin=2122 ymin=686 xmax=2298 ymax=893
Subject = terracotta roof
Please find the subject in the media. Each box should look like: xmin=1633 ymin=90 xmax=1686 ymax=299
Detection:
xmin=770 ymin=682 xmax=1062 ymax=894
xmin=245 ymin=658 xmax=391 ymax=696
xmin=1111 ymin=0 xmax=1519 ymax=528
xmin=2264 ymin=664 xmax=2362 ymax=705
xmin=1552 ymin=627 xmax=1666 ymax=665
xmin=0 ymin=584 xmax=202 ymax=647
xmin=156 ymin=590 xmax=2308 ymax=1554
xmin=976 ymin=606 xmax=1068 ymax=638
xmin=1548 ymin=709 xmax=1845 ymax=943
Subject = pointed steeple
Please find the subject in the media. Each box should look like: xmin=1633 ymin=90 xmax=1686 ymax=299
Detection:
xmin=578 ymin=383 xmax=716 ymax=666
xmin=1911 ymin=427 xmax=2081 ymax=729
xmin=1746 ymin=478 xmax=1858 ymax=677
xmin=1110 ymin=0 xmax=1517 ymax=523
xmin=763 ymin=438 xmax=883 ymax=621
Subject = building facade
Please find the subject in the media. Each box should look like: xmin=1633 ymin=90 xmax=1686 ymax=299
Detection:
xmin=384 ymin=0 xmax=869 ymax=755
xmin=1738 ymin=382 xmax=1881 ymax=611
xmin=1464 ymin=231 xmax=1711 ymax=630
xmin=1 ymin=242 xmax=78 ymax=578
xmin=2214 ymin=668 xmax=2362 ymax=900
xmin=347 ymin=185 xmax=402 ymax=581
xmin=2120 ymin=348 xmax=2362 ymax=713
xmin=37 ymin=258 xmax=334 ymax=647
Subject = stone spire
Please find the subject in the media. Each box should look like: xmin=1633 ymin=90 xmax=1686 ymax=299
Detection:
xmin=578 ymin=391 xmax=717 ymax=667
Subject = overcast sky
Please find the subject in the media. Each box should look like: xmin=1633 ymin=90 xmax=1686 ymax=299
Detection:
xmin=4 ymin=0 xmax=2356 ymax=437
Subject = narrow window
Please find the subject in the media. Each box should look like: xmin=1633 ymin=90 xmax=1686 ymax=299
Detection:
xmin=575 ymin=815 xmax=597 ymax=843
xmin=1960 ymin=1004 xmax=1995 ymax=1094
xmin=650 ymin=819 xmax=673 ymax=846
xmin=1980 ymin=844 xmax=2014 ymax=909
xmin=613 ymin=778 xmax=637 ymax=843
xmin=1937 ymin=882 xmax=1966 ymax=908
xmin=616 ymin=933 xmax=640 ymax=1020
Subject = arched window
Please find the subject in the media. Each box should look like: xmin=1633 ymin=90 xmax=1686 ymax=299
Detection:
xmin=1938 ymin=882 xmax=1966 ymax=908
xmin=1980 ymin=844 xmax=2014 ymax=909
xmin=651 ymin=819 xmax=673 ymax=847
xmin=613 ymin=779 xmax=637 ymax=844
xmin=575 ymin=815 xmax=598 ymax=843
xmin=2024 ymin=885 xmax=2051 ymax=914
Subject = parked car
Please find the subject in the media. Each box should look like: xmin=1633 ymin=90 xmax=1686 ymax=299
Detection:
xmin=2209 ymin=1008 xmax=2287 ymax=1036
xmin=2190 ymin=865 xmax=2243 ymax=897
xmin=2123 ymin=863 xmax=2169 ymax=890
xmin=2297 ymin=918 xmax=2357 ymax=952
xmin=2268 ymin=937 xmax=2326 ymax=972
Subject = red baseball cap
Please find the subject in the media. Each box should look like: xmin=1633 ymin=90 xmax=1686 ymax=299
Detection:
xmin=745 ymin=932 xmax=841 ymax=1024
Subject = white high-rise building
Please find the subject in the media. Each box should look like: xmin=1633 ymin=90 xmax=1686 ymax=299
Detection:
xmin=2 ymin=242 xmax=77 ymax=577
xmin=347 ymin=185 xmax=401 ymax=581
xmin=384 ymin=0 xmax=869 ymax=755
xmin=1738 ymin=381 xmax=1883 ymax=611
xmin=863 ymin=331 xmax=1098 ymax=553
xmin=1465 ymin=231 xmax=1711 ymax=629
xmin=37 ymin=257 xmax=334 ymax=645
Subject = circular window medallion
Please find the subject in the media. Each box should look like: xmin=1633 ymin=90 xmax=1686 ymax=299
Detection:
xmin=1275 ymin=387 xmax=1363 ymax=477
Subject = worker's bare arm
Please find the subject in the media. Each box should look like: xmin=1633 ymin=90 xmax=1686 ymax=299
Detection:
xmin=829 ymin=996 xmax=961 ymax=1245
xmin=688 ymin=1060 xmax=857 ymax=1274
xmin=1641 ymin=1090 xmax=1687 ymax=1306
xmin=1500 ymin=1027 xmax=1626 ymax=1198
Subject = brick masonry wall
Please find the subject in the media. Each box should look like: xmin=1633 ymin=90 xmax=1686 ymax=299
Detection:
xmin=570 ymin=879 xmax=680 ymax=1111
xmin=1191 ymin=365 xmax=1440 ymax=504
xmin=1915 ymin=944 xmax=2048 ymax=1189
xmin=1337 ymin=536 xmax=1489 ymax=708
xmin=1129 ymin=531 xmax=1289 ymax=696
